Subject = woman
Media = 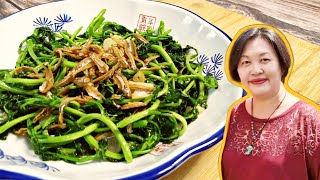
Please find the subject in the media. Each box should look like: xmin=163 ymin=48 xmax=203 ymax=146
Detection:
xmin=220 ymin=25 xmax=320 ymax=180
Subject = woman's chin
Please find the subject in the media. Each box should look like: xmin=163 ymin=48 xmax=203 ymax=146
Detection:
xmin=248 ymin=87 xmax=272 ymax=97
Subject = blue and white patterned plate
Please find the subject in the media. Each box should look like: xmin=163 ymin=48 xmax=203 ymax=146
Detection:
xmin=0 ymin=0 xmax=242 ymax=179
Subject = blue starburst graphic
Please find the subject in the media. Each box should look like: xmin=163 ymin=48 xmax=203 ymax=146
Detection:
xmin=33 ymin=14 xmax=72 ymax=32
xmin=211 ymin=53 xmax=223 ymax=70
xmin=33 ymin=17 xmax=53 ymax=27
xmin=195 ymin=53 xmax=224 ymax=80
xmin=54 ymin=14 xmax=73 ymax=23
xmin=196 ymin=54 xmax=209 ymax=66
xmin=211 ymin=69 xmax=223 ymax=80
xmin=203 ymin=64 xmax=215 ymax=75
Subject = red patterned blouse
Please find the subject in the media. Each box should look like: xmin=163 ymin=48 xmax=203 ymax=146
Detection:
xmin=222 ymin=100 xmax=320 ymax=180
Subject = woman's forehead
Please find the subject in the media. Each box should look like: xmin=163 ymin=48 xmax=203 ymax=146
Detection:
xmin=241 ymin=37 xmax=276 ymax=56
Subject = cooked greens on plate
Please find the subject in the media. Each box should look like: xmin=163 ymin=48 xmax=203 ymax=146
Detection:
xmin=0 ymin=9 xmax=217 ymax=163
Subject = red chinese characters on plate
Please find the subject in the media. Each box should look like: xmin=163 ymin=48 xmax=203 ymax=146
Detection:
xmin=136 ymin=14 xmax=156 ymax=32
xmin=150 ymin=142 xmax=182 ymax=156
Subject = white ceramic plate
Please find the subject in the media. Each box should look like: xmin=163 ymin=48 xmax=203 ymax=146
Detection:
xmin=0 ymin=0 xmax=242 ymax=179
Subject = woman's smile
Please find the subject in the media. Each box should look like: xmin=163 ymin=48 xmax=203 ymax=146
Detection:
xmin=249 ymin=78 xmax=268 ymax=85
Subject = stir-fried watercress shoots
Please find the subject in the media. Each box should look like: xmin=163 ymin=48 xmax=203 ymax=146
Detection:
xmin=0 ymin=9 xmax=218 ymax=163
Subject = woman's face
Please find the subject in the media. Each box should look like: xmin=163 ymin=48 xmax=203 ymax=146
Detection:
xmin=237 ymin=37 xmax=283 ymax=98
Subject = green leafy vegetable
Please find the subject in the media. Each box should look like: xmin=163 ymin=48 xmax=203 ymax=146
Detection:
xmin=0 ymin=9 xmax=218 ymax=164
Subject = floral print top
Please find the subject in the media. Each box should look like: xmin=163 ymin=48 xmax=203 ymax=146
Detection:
xmin=222 ymin=100 xmax=320 ymax=180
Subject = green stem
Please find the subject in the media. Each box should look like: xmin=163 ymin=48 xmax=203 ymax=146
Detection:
xmin=86 ymin=9 xmax=106 ymax=37
xmin=94 ymin=127 xmax=111 ymax=133
xmin=38 ymin=123 xmax=99 ymax=143
xmin=64 ymin=107 xmax=86 ymax=117
xmin=178 ymin=74 xmax=204 ymax=81
xmin=0 ymin=112 xmax=38 ymax=134
xmin=105 ymin=150 xmax=123 ymax=160
xmin=58 ymin=148 xmax=76 ymax=155
xmin=76 ymin=114 xmax=133 ymax=163
xmin=5 ymin=70 xmax=15 ymax=79
xmin=3 ymin=78 xmax=45 ymax=86
xmin=183 ymin=80 xmax=196 ymax=94
xmin=40 ymin=116 xmax=58 ymax=130
xmin=0 ymin=80 xmax=38 ymax=95
xmin=148 ymin=74 xmax=168 ymax=98
xmin=84 ymin=135 xmax=99 ymax=150
xmin=148 ymin=62 xmax=166 ymax=77
xmin=128 ymin=134 xmax=144 ymax=142
xmin=62 ymin=60 xmax=77 ymax=68
xmin=156 ymin=62 xmax=172 ymax=66
xmin=16 ymin=49 xmax=28 ymax=68
xmin=150 ymin=45 xmax=178 ymax=74
xmin=60 ymin=31 xmax=73 ymax=45
xmin=39 ymin=52 xmax=52 ymax=58
xmin=55 ymin=66 xmax=67 ymax=83
xmin=172 ymin=78 xmax=175 ymax=89
xmin=49 ymin=57 xmax=60 ymax=69
xmin=148 ymin=74 xmax=162 ymax=80
xmin=87 ymin=100 xmax=105 ymax=114
xmin=185 ymin=54 xmax=197 ymax=75
xmin=71 ymin=26 xmax=83 ymax=41
xmin=26 ymin=39 xmax=41 ymax=65
xmin=132 ymin=120 xmax=148 ymax=128
xmin=45 ymin=152 xmax=97 ymax=163
xmin=198 ymin=80 xmax=205 ymax=102
xmin=122 ymin=69 xmax=153 ymax=76
xmin=132 ymin=149 xmax=154 ymax=156
xmin=117 ymin=99 xmax=160 ymax=128
xmin=70 ymin=100 xmax=82 ymax=108
xmin=93 ymin=17 xmax=105 ymax=33
xmin=161 ymin=110 xmax=188 ymax=136
xmin=157 ymin=82 xmax=168 ymax=98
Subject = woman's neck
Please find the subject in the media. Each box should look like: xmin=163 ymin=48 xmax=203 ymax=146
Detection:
xmin=254 ymin=87 xmax=286 ymax=105
xmin=250 ymin=85 xmax=287 ymax=119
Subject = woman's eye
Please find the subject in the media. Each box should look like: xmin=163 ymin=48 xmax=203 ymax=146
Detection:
xmin=242 ymin=61 xmax=250 ymax=65
xmin=261 ymin=58 xmax=270 ymax=62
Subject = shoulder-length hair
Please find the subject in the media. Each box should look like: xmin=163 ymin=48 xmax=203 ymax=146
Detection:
xmin=228 ymin=27 xmax=291 ymax=82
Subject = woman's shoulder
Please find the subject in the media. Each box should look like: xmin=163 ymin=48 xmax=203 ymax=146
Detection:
xmin=293 ymin=100 xmax=320 ymax=153
xmin=229 ymin=98 xmax=252 ymax=120
xmin=292 ymin=100 xmax=320 ymax=135
xmin=294 ymin=100 xmax=320 ymax=120
xmin=231 ymin=97 xmax=248 ymax=110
